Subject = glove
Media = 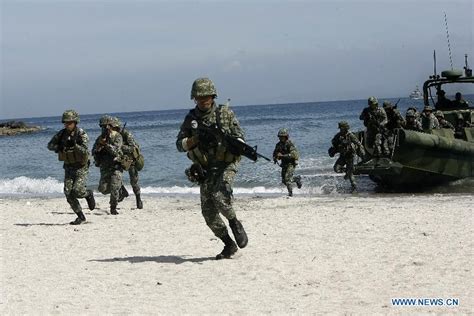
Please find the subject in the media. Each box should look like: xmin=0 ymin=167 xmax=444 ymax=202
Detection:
xmin=184 ymin=135 xmax=199 ymax=151
xmin=328 ymin=147 xmax=336 ymax=157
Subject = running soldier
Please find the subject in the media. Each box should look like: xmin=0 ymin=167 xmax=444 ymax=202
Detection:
xmin=176 ymin=78 xmax=248 ymax=260
xmin=92 ymin=115 xmax=124 ymax=215
xmin=47 ymin=110 xmax=95 ymax=225
xmin=272 ymin=128 xmax=302 ymax=196
xmin=328 ymin=121 xmax=365 ymax=191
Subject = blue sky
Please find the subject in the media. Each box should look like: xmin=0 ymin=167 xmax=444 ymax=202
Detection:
xmin=1 ymin=0 xmax=473 ymax=119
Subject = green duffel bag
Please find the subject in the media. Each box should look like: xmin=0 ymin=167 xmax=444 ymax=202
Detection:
xmin=135 ymin=154 xmax=144 ymax=171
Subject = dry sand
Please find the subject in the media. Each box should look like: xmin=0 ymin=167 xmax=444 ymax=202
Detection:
xmin=1 ymin=194 xmax=472 ymax=314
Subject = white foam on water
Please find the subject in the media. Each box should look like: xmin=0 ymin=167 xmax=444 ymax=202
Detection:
xmin=0 ymin=177 xmax=340 ymax=197
xmin=0 ymin=176 xmax=63 ymax=195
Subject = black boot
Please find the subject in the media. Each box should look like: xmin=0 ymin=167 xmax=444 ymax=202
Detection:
xmin=118 ymin=185 xmax=129 ymax=202
xmin=70 ymin=211 xmax=86 ymax=225
xmin=288 ymin=187 xmax=293 ymax=197
xmin=229 ymin=218 xmax=248 ymax=248
xmin=110 ymin=204 xmax=119 ymax=215
xmin=216 ymin=234 xmax=238 ymax=260
xmin=295 ymin=176 xmax=302 ymax=189
xmin=85 ymin=190 xmax=96 ymax=210
xmin=136 ymin=194 xmax=143 ymax=209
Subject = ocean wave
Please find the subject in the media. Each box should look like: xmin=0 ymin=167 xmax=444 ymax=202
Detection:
xmin=0 ymin=176 xmax=64 ymax=195
xmin=0 ymin=177 xmax=334 ymax=196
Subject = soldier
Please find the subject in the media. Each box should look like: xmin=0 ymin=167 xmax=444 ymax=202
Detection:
xmin=420 ymin=105 xmax=440 ymax=130
xmin=114 ymin=118 xmax=143 ymax=209
xmin=272 ymin=128 xmax=302 ymax=197
xmin=176 ymin=77 xmax=248 ymax=260
xmin=92 ymin=115 xmax=124 ymax=215
xmin=383 ymin=101 xmax=405 ymax=150
xmin=359 ymin=96 xmax=388 ymax=157
xmin=452 ymin=92 xmax=469 ymax=109
xmin=328 ymin=121 xmax=365 ymax=191
xmin=434 ymin=111 xmax=455 ymax=130
xmin=404 ymin=110 xmax=423 ymax=132
xmin=435 ymin=89 xmax=454 ymax=110
xmin=454 ymin=113 xmax=472 ymax=139
xmin=47 ymin=110 xmax=95 ymax=225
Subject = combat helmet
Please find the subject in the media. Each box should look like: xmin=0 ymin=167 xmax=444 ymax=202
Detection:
xmin=434 ymin=111 xmax=444 ymax=118
xmin=382 ymin=101 xmax=393 ymax=109
xmin=423 ymin=105 xmax=433 ymax=112
xmin=110 ymin=117 xmax=122 ymax=129
xmin=278 ymin=128 xmax=289 ymax=137
xmin=368 ymin=96 xmax=378 ymax=106
xmin=62 ymin=109 xmax=80 ymax=123
xmin=190 ymin=78 xmax=218 ymax=99
xmin=406 ymin=110 xmax=416 ymax=117
xmin=99 ymin=115 xmax=114 ymax=127
xmin=338 ymin=121 xmax=350 ymax=130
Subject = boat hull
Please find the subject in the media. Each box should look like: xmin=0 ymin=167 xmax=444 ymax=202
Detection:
xmin=354 ymin=129 xmax=474 ymax=188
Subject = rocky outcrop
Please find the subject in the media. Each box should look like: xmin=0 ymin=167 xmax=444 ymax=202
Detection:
xmin=0 ymin=121 xmax=42 ymax=136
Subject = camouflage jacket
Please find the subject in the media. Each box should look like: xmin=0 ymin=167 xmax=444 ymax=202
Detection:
xmin=176 ymin=103 xmax=244 ymax=167
xmin=359 ymin=107 xmax=388 ymax=130
xmin=404 ymin=119 xmax=423 ymax=132
xmin=121 ymin=128 xmax=140 ymax=159
xmin=439 ymin=119 xmax=455 ymax=130
xmin=331 ymin=131 xmax=363 ymax=156
xmin=420 ymin=113 xmax=440 ymax=130
xmin=273 ymin=140 xmax=299 ymax=166
xmin=47 ymin=127 xmax=89 ymax=167
xmin=92 ymin=130 xmax=123 ymax=168
xmin=385 ymin=108 xmax=406 ymax=130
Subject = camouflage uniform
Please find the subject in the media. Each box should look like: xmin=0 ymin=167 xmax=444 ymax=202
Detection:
xmin=359 ymin=97 xmax=388 ymax=156
xmin=120 ymin=127 xmax=143 ymax=209
xmin=329 ymin=121 xmax=365 ymax=191
xmin=47 ymin=110 xmax=95 ymax=225
xmin=92 ymin=115 xmax=124 ymax=214
xmin=454 ymin=113 xmax=472 ymax=139
xmin=435 ymin=111 xmax=455 ymax=130
xmin=272 ymin=128 xmax=301 ymax=196
xmin=404 ymin=110 xmax=423 ymax=132
xmin=177 ymin=78 xmax=248 ymax=260
xmin=383 ymin=101 xmax=405 ymax=152
xmin=420 ymin=106 xmax=440 ymax=130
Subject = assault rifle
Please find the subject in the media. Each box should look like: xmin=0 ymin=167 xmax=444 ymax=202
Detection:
xmin=194 ymin=122 xmax=271 ymax=162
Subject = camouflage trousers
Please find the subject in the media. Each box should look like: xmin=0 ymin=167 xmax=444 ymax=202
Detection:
xmin=127 ymin=165 xmax=141 ymax=195
xmin=64 ymin=163 xmax=90 ymax=214
xmin=334 ymin=154 xmax=355 ymax=187
xmin=366 ymin=129 xmax=388 ymax=157
xmin=200 ymin=164 xmax=237 ymax=239
xmin=281 ymin=164 xmax=297 ymax=194
xmin=98 ymin=166 xmax=123 ymax=207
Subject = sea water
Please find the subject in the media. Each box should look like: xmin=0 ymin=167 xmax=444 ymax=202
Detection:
xmin=1 ymin=98 xmax=473 ymax=197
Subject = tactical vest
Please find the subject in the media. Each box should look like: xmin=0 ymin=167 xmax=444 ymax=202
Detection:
xmin=188 ymin=105 xmax=239 ymax=167
xmin=121 ymin=130 xmax=145 ymax=171
xmin=57 ymin=129 xmax=88 ymax=166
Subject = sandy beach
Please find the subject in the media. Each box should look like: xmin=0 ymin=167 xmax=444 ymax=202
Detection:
xmin=1 ymin=194 xmax=472 ymax=314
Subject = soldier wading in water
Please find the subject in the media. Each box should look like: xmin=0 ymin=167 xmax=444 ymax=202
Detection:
xmin=47 ymin=110 xmax=95 ymax=225
xmin=176 ymin=78 xmax=248 ymax=260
